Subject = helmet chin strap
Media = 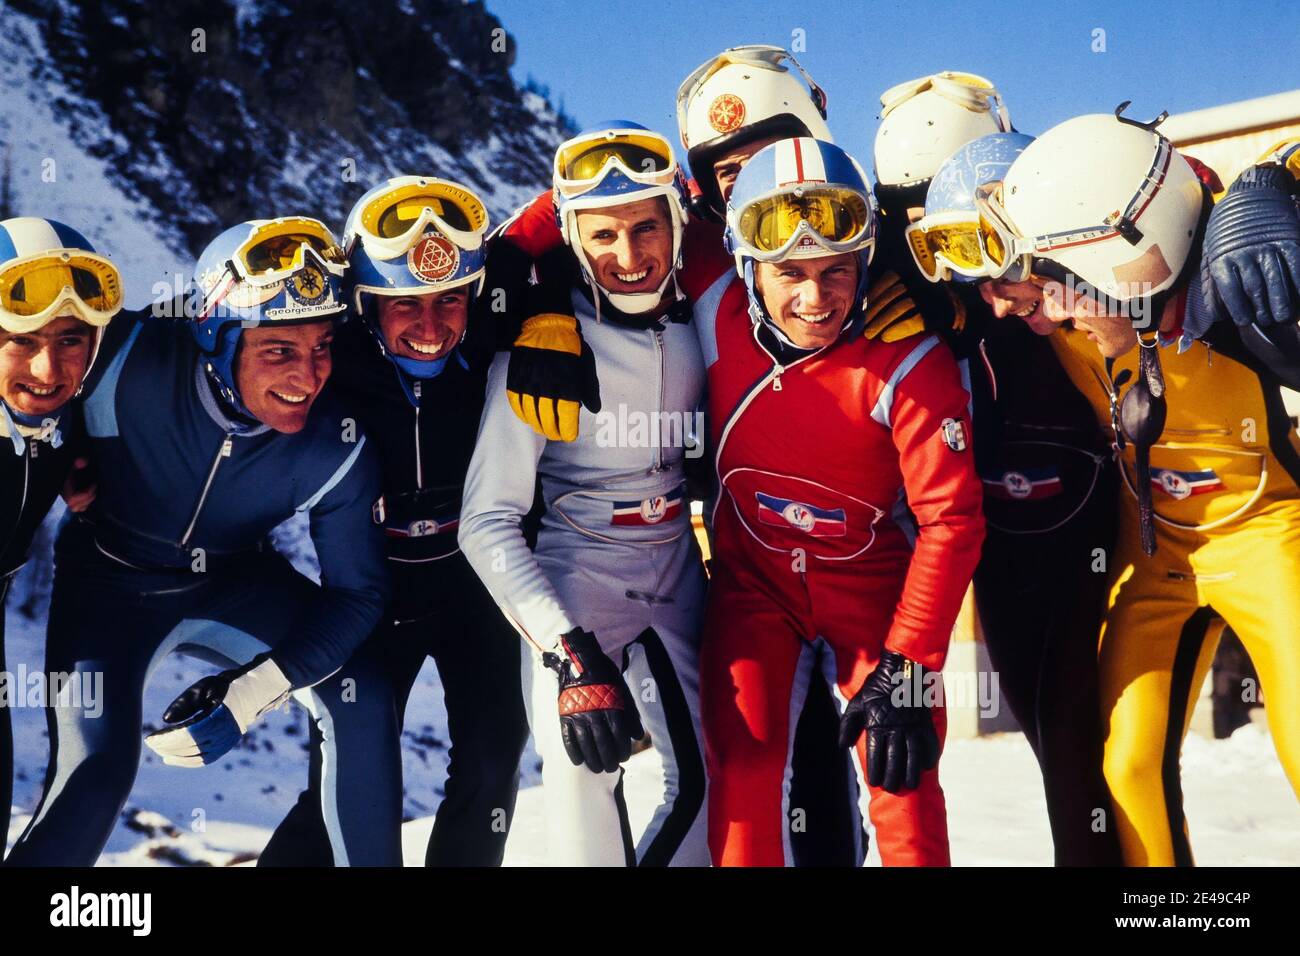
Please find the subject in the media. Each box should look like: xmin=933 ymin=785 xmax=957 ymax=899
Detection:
xmin=582 ymin=269 xmax=684 ymax=323
xmin=571 ymin=236 xmax=685 ymax=319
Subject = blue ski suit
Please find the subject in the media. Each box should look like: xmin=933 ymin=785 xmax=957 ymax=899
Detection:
xmin=4 ymin=308 xmax=390 ymax=866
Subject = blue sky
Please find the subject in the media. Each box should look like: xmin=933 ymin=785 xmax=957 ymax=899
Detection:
xmin=489 ymin=0 xmax=1300 ymax=168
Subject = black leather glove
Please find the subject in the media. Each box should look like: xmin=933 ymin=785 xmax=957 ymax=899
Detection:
xmin=543 ymin=628 xmax=643 ymax=774
xmin=1201 ymin=164 xmax=1300 ymax=332
xmin=837 ymin=650 xmax=940 ymax=793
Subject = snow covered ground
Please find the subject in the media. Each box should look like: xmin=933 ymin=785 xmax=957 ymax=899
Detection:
xmin=6 ymin=583 xmax=1296 ymax=866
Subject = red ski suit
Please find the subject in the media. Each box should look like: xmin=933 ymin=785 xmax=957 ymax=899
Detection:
xmin=695 ymin=271 xmax=985 ymax=867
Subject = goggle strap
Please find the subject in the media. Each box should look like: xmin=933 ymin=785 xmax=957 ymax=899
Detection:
xmin=199 ymin=267 xmax=239 ymax=321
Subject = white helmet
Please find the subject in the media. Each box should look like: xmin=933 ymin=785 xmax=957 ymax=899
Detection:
xmin=553 ymin=122 xmax=690 ymax=316
xmin=873 ymin=72 xmax=1011 ymax=194
xmin=676 ymin=45 xmax=831 ymax=218
xmin=992 ymin=108 xmax=1205 ymax=303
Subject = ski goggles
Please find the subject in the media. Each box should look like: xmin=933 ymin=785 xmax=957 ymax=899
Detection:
xmin=879 ymin=71 xmax=1011 ymax=130
xmin=973 ymin=135 xmax=1175 ymax=284
xmin=904 ymin=212 xmax=990 ymax=282
xmin=0 ymin=250 xmax=123 ymax=332
xmin=228 ymin=217 xmax=347 ymax=286
xmin=731 ymin=184 xmax=873 ymax=261
xmin=353 ymin=179 xmax=489 ymax=261
xmin=553 ymin=128 xmax=679 ymax=199
xmin=674 ymin=45 xmax=827 ymax=144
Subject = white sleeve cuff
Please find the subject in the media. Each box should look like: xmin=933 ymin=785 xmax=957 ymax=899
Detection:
xmin=224 ymin=659 xmax=292 ymax=733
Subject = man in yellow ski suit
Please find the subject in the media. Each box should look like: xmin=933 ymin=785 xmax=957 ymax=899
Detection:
xmin=979 ymin=119 xmax=1300 ymax=866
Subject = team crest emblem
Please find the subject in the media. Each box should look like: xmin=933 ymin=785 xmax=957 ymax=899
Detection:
xmin=1002 ymin=471 xmax=1031 ymax=499
xmin=409 ymin=234 xmax=459 ymax=284
xmin=287 ymin=263 xmax=328 ymax=306
xmin=942 ymin=418 xmax=968 ymax=452
xmin=1157 ymin=470 xmax=1192 ymax=500
xmin=372 ymin=497 xmax=386 ymax=524
xmin=708 ymin=93 xmax=746 ymax=133
xmin=640 ymin=496 xmax=668 ymax=524
xmin=782 ymin=502 xmax=817 ymax=532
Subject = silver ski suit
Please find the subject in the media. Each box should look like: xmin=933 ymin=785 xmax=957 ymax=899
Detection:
xmin=459 ymin=288 xmax=709 ymax=867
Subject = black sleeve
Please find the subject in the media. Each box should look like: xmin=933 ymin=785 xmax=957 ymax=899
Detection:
xmin=1208 ymin=319 xmax=1300 ymax=393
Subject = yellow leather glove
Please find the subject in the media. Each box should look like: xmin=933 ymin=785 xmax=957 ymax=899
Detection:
xmin=506 ymin=312 xmax=601 ymax=442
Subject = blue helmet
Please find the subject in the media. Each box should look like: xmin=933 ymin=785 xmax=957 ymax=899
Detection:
xmin=552 ymin=121 xmax=690 ymax=315
xmin=341 ymin=176 xmax=489 ymax=391
xmin=907 ymin=131 xmax=1035 ymax=283
xmin=191 ymin=217 xmax=347 ymax=417
xmin=724 ymin=137 xmax=876 ymax=339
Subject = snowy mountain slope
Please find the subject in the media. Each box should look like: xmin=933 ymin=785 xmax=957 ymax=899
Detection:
xmin=0 ymin=0 xmax=572 ymax=304
xmin=0 ymin=10 xmax=188 ymax=305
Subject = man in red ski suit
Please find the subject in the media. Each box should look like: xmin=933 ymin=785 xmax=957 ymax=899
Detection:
xmin=696 ymin=137 xmax=985 ymax=866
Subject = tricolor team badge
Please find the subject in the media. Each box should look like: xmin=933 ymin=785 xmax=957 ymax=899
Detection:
xmin=376 ymin=498 xmax=461 ymax=538
xmin=1150 ymin=468 xmax=1224 ymax=500
xmin=612 ymin=488 xmax=684 ymax=526
xmin=755 ymin=492 xmax=847 ymax=537
xmin=982 ymin=467 xmax=1063 ymax=500
xmin=409 ymin=233 xmax=459 ymax=284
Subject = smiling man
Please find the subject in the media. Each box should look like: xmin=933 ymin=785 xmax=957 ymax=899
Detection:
xmin=459 ymin=123 xmax=711 ymax=866
xmin=0 ymin=217 xmax=124 ymax=854
xmin=5 ymin=218 xmax=391 ymax=867
xmin=696 ymin=138 xmax=984 ymax=867
xmin=258 ymin=177 xmax=528 ymax=868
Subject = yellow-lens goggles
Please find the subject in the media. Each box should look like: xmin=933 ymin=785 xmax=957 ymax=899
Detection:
xmin=0 ymin=251 xmax=123 ymax=324
xmin=554 ymin=130 xmax=677 ymax=195
xmin=736 ymin=187 xmax=871 ymax=255
xmin=233 ymin=218 xmax=346 ymax=282
xmin=978 ymin=212 xmax=1009 ymax=268
xmin=359 ymin=180 xmax=488 ymax=248
xmin=906 ymin=218 xmax=986 ymax=281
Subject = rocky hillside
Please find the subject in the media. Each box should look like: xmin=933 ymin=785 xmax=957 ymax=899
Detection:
xmin=0 ymin=0 xmax=572 ymax=297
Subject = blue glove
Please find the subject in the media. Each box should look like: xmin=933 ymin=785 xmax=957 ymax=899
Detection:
xmin=1200 ymin=164 xmax=1300 ymax=333
xmin=145 ymin=657 xmax=291 ymax=767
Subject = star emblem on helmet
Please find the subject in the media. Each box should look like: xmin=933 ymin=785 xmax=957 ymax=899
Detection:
xmin=708 ymin=93 xmax=746 ymax=134
xmin=287 ymin=263 xmax=328 ymax=305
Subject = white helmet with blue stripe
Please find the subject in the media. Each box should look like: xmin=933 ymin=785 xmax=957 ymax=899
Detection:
xmin=0 ymin=216 xmax=124 ymax=384
xmin=724 ymin=138 xmax=877 ymax=336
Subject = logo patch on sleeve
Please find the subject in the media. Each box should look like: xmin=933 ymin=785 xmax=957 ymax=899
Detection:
xmin=941 ymin=418 xmax=968 ymax=452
